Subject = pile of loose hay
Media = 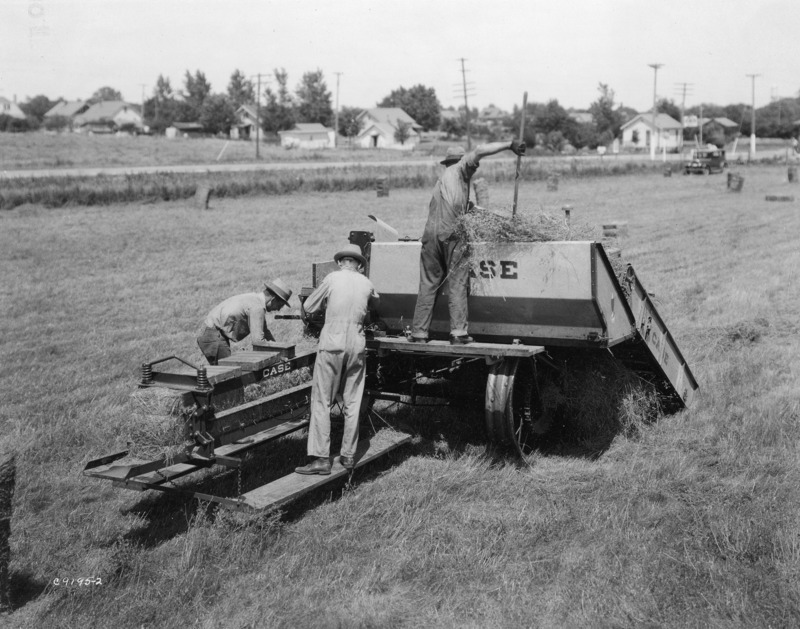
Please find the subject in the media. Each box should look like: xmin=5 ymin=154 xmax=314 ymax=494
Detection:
xmin=548 ymin=351 xmax=663 ymax=445
xmin=457 ymin=207 xmax=598 ymax=244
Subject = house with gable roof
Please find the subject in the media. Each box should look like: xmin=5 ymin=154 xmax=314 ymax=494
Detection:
xmin=44 ymin=100 xmax=90 ymax=129
xmin=73 ymin=101 xmax=143 ymax=134
xmin=620 ymin=112 xmax=683 ymax=151
xmin=355 ymin=107 xmax=421 ymax=150
xmin=0 ymin=96 xmax=26 ymax=121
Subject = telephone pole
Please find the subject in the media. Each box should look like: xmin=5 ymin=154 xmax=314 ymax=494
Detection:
xmin=648 ymin=63 xmax=663 ymax=160
xmin=456 ymin=58 xmax=476 ymax=150
xmin=746 ymin=73 xmax=760 ymax=159
xmin=139 ymin=83 xmax=147 ymax=131
xmin=250 ymin=73 xmax=270 ymax=159
xmin=333 ymin=72 xmax=343 ymax=148
xmin=674 ymin=82 xmax=693 ymax=153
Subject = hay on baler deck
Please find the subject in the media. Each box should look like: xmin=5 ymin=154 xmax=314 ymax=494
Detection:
xmin=457 ymin=207 xmax=630 ymax=284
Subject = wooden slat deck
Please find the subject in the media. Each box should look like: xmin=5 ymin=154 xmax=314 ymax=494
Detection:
xmin=218 ymin=351 xmax=284 ymax=372
xmin=235 ymin=430 xmax=411 ymax=511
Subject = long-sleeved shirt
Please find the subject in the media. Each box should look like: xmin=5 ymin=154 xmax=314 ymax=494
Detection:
xmin=204 ymin=292 xmax=273 ymax=343
xmin=422 ymin=154 xmax=479 ymax=242
xmin=303 ymin=269 xmax=379 ymax=353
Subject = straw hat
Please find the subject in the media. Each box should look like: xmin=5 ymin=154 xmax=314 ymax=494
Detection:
xmin=333 ymin=243 xmax=366 ymax=267
xmin=440 ymin=146 xmax=465 ymax=165
xmin=264 ymin=278 xmax=292 ymax=307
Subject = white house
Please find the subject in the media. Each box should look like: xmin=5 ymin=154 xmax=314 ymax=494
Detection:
xmin=73 ymin=101 xmax=143 ymax=133
xmin=231 ymin=104 xmax=258 ymax=140
xmin=0 ymin=96 xmax=26 ymax=120
xmin=620 ymin=112 xmax=683 ymax=151
xmin=355 ymin=107 xmax=421 ymax=150
xmin=278 ymin=123 xmax=335 ymax=149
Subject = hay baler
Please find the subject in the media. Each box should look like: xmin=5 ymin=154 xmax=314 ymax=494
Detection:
xmin=84 ymin=230 xmax=697 ymax=510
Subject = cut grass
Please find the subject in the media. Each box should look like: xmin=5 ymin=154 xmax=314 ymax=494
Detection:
xmin=1 ymin=165 xmax=799 ymax=627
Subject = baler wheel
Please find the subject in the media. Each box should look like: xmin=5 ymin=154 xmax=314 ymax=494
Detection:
xmin=485 ymin=357 xmax=550 ymax=458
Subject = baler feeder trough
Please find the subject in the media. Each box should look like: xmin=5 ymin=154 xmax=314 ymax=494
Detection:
xmin=84 ymin=231 xmax=698 ymax=511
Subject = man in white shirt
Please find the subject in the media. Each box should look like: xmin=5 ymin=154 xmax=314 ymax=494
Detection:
xmin=295 ymin=244 xmax=380 ymax=475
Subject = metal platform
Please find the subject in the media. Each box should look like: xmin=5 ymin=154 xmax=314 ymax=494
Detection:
xmin=368 ymin=337 xmax=544 ymax=359
xmin=234 ymin=430 xmax=411 ymax=511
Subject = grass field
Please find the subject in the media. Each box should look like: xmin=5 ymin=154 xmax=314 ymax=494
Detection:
xmin=0 ymin=133 xmax=441 ymax=171
xmin=1 ymin=165 xmax=799 ymax=627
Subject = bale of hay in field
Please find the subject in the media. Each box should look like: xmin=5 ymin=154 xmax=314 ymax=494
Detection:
xmin=126 ymin=388 xmax=189 ymax=462
xmin=0 ymin=451 xmax=15 ymax=612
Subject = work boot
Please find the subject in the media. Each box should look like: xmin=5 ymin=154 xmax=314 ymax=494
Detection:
xmin=449 ymin=334 xmax=474 ymax=345
xmin=408 ymin=335 xmax=428 ymax=343
xmin=340 ymin=455 xmax=355 ymax=470
xmin=295 ymin=457 xmax=331 ymax=475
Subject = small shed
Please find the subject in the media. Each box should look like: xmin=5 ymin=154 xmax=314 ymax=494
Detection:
xmin=166 ymin=122 xmax=205 ymax=139
xmin=278 ymin=123 xmax=335 ymax=149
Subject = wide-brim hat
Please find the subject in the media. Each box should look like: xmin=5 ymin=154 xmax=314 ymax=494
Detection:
xmin=264 ymin=278 xmax=293 ymax=307
xmin=440 ymin=146 xmax=465 ymax=165
xmin=333 ymin=243 xmax=367 ymax=267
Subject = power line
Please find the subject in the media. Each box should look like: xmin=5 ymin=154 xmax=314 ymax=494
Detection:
xmin=333 ymin=72 xmax=343 ymax=147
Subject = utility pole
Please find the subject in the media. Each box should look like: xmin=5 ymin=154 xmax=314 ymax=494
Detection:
xmin=139 ymin=83 xmax=147 ymax=131
xmin=746 ymin=73 xmax=760 ymax=160
xmin=674 ymin=82 xmax=693 ymax=154
xmin=250 ymin=73 xmax=270 ymax=160
xmin=648 ymin=63 xmax=663 ymax=161
xmin=333 ymin=72 xmax=342 ymax=148
xmin=456 ymin=58 xmax=475 ymax=150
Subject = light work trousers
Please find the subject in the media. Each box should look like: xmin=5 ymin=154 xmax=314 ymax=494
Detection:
xmin=307 ymin=349 xmax=366 ymax=459
xmin=196 ymin=326 xmax=231 ymax=365
xmin=411 ymin=237 xmax=470 ymax=338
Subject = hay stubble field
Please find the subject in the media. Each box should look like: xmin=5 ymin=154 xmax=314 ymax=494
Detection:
xmin=1 ymin=164 xmax=799 ymax=628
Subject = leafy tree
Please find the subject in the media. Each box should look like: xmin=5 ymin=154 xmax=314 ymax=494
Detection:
xmin=337 ymin=106 xmax=362 ymax=140
xmin=44 ymin=115 xmax=70 ymax=131
xmin=441 ymin=115 xmax=465 ymax=139
xmin=589 ymin=83 xmax=623 ymax=140
xmin=143 ymin=75 xmax=179 ymax=132
xmin=656 ymin=97 xmax=681 ymax=121
xmin=199 ymin=94 xmax=238 ymax=135
xmin=394 ymin=119 xmax=412 ymax=145
xmin=227 ymin=70 xmax=254 ymax=108
xmin=262 ymin=68 xmax=296 ymax=133
xmin=181 ymin=70 xmax=212 ymax=121
xmin=377 ymin=85 xmax=441 ymax=131
xmin=295 ymin=69 xmax=333 ymax=126
xmin=20 ymin=94 xmax=55 ymax=122
xmin=89 ymin=86 xmax=123 ymax=103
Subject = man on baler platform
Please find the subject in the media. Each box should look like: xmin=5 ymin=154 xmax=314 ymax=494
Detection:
xmin=409 ymin=140 xmax=525 ymax=345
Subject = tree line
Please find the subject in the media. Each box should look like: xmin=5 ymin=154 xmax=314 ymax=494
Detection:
xmin=5 ymin=69 xmax=800 ymax=146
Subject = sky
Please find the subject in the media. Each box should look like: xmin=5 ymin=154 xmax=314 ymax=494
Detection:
xmin=2 ymin=0 xmax=798 ymax=114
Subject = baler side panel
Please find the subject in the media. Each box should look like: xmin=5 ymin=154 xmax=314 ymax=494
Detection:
xmin=592 ymin=244 xmax=638 ymax=346
xmin=624 ymin=268 xmax=699 ymax=406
